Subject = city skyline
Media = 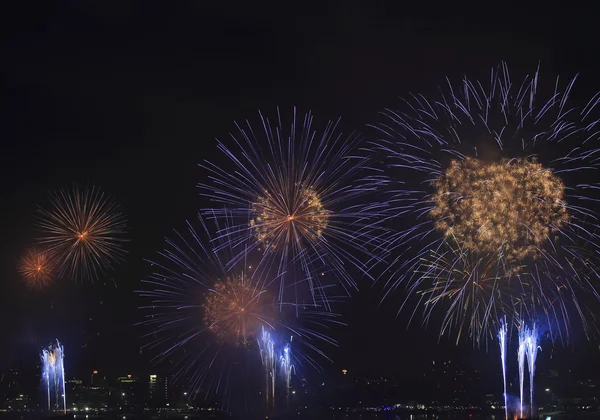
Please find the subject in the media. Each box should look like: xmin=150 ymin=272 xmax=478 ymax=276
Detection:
xmin=2 ymin=356 xmax=600 ymax=415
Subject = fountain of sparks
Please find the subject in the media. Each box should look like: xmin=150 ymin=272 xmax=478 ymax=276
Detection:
xmin=525 ymin=325 xmax=540 ymax=418
xmin=517 ymin=325 xmax=527 ymax=419
xmin=258 ymin=327 xmax=276 ymax=413
xmin=279 ymin=338 xmax=295 ymax=402
xmin=498 ymin=318 xmax=508 ymax=420
xmin=40 ymin=340 xmax=66 ymax=413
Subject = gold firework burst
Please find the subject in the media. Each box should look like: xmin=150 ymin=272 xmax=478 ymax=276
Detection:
xmin=203 ymin=275 xmax=274 ymax=346
xmin=18 ymin=249 xmax=54 ymax=290
xmin=250 ymin=186 xmax=329 ymax=251
xmin=37 ymin=186 xmax=127 ymax=280
xmin=431 ymin=157 xmax=569 ymax=261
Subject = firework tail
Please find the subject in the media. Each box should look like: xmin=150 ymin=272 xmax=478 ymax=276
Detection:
xmin=526 ymin=325 xmax=540 ymax=418
xmin=41 ymin=350 xmax=50 ymax=410
xmin=518 ymin=324 xmax=527 ymax=418
xmin=40 ymin=340 xmax=66 ymax=413
xmin=60 ymin=342 xmax=66 ymax=414
xmin=498 ymin=318 xmax=508 ymax=420
xmin=280 ymin=337 xmax=294 ymax=402
xmin=258 ymin=327 xmax=276 ymax=413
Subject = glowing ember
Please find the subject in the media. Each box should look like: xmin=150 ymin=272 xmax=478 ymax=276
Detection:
xmin=18 ymin=249 xmax=54 ymax=290
xmin=204 ymin=275 xmax=273 ymax=346
xmin=250 ymin=186 xmax=329 ymax=251
xmin=431 ymin=157 xmax=569 ymax=261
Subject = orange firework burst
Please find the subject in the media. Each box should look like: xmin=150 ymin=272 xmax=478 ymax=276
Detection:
xmin=250 ymin=186 xmax=329 ymax=251
xmin=36 ymin=185 xmax=128 ymax=281
xmin=431 ymin=157 xmax=569 ymax=261
xmin=203 ymin=275 xmax=274 ymax=346
xmin=18 ymin=249 xmax=54 ymax=290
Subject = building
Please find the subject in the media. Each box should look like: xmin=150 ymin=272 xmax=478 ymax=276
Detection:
xmin=425 ymin=360 xmax=486 ymax=407
xmin=0 ymin=361 xmax=42 ymax=411
xmin=68 ymin=375 xmax=112 ymax=412
xmin=148 ymin=373 xmax=168 ymax=407
xmin=116 ymin=374 xmax=144 ymax=409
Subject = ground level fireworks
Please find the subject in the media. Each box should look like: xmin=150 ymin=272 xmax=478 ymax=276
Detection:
xmin=40 ymin=340 xmax=66 ymax=413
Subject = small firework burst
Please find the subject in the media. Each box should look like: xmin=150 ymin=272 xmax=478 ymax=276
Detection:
xmin=18 ymin=249 xmax=54 ymax=290
xmin=250 ymin=186 xmax=330 ymax=252
xmin=204 ymin=274 xmax=275 ymax=346
xmin=36 ymin=185 xmax=128 ymax=281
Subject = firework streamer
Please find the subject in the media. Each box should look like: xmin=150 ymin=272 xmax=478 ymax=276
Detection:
xmin=526 ymin=325 xmax=540 ymax=417
xmin=41 ymin=351 xmax=50 ymax=410
xmin=258 ymin=327 xmax=276 ymax=412
xmin=373 ymin=63 xmax=600 ymax=344
xmin=40 ymin=340 xmax=66 ymax=413
xmin=517 ymin=325 xmax=527 ymax=418
xmin=36 ymin=185 xmax=128 ymax=281
xmin=498 ymin=318 xmax=508 ymax=420
xmin=199 ymin=108 xmax=388 ymax=306
xmin=280 ymin=338 xmax=295 ymax=402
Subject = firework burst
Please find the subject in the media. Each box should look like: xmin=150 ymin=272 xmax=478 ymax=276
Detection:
xmin=374 ymin=63 xmax=600 ymax=344
xmin=18 ymin=249 xmax=54 ymax=290
xmin=431 ymin=157 xmax=569 ymax=261
xmin=199 ymin=108 xmax=387 ymax=304
xmin=204 ymin=274 xmax=275 ymax=347
xmin=36 ymin=185 xmax=128 ymax=281
xmin=138 ymin=213 xmax=340 ymax=405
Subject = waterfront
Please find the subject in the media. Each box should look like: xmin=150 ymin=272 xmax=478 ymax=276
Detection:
xmin=3 ymin=412 xmax=600 ymax=420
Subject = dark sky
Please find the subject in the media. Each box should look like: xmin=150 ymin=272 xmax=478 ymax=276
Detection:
xmin=1 ymin=1 xmax=600 ymax=381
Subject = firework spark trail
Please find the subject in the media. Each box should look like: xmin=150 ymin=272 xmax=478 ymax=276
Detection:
xmin=416 ymin=243 xmax=523 ymax=344
xmin=199 ymin=108 xmax=389 ymax=305
xmin=41 ymin=352 xmax=50 ymax=410
xmin=280 ymin=338 xmax=295 ymax=402
xmin=137 ymin=213 xmax=340 ymax=406
xmin=36 ymin=186 xmax=128 ymax=281
xmin=517 ymin=325 xmax=527 ymax=419
xmin=373 ymin=63 xmax=600 ymax=344
xmin=40 ymin=341 xmax=66 ymax=413
xmin=498 ymin=318 xmax=508 ymax=420
xmin=526 ymin=325 xmax=540 ymax=418
xmin=258 ymin=327 xmax=276 ymax=411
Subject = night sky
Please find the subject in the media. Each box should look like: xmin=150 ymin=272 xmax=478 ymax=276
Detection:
xmin=2 ymin=1 xmax=600 ymax=381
